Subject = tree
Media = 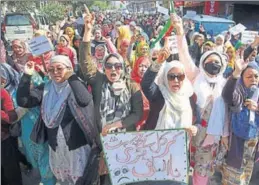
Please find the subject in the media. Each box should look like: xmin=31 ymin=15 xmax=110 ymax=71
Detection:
xmin=40 ymin=2 xmax=67 ymax=24
xmin=90 ymin=1 xmax=111 ymax=11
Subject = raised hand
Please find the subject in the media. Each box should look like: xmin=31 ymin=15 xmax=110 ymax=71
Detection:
xmin=156 ymin=47 xmax=171 ymax=64
xmin=83 ymin=4 xmax=95 ymax=41
xmin=24 ymin=61 xmax=35 ymax=75
xmin=233 ymin=49 xmax=249 ymax=78
xmin=170 ymin=13 xmax=184 ymax=35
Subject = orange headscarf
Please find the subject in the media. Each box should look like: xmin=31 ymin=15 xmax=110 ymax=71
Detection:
xmin=131 ymin=56 xmax=149 ymax=84
xmin=131 ymin=56 xmax=150 ymax=131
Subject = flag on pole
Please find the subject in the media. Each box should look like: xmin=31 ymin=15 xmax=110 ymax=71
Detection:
xmin=150 ymin=0 xmax=175 ymax=49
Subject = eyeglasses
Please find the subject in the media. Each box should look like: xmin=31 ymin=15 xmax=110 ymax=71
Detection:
xmin=167 ymin=73 xmax=185 ymax=81
xmin=48 ymin=67 xmax=67 ymax=74
xmin=104 ymin=63 xmax=123 ymax=70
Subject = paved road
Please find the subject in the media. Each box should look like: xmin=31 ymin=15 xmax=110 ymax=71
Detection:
xmin=22 ymin=163 xmax=259 ymax=185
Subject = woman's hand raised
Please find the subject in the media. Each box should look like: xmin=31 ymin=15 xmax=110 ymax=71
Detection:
xmin=83 ymin=4 xmax=95 ymax=42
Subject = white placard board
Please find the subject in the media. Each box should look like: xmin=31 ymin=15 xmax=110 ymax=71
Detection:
xmin=157 ymin=6 xmax=169 ymax=15
xmin=27 ymin=35 xmax=53 ymax=56
xmin=228 ymin=23 xmax=246 ymax=35
xmin=167 ymin=35 xmax=179 ymax=54
xmin=101 ymin=130 xmax=188 ymax=185
xmin=241 ymin=30 xmax=258 ymax=44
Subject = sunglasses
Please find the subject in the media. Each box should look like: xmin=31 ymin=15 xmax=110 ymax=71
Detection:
xmin=167 ymin=73 xmax=185 ymax=81
xmin=48 ymin=67 xmax=68 ymax=74
xmin=104 ymin=63 xmax=123 ymax=70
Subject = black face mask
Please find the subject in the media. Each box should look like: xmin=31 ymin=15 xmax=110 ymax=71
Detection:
xmin=204 ymin=62 xmax=221 ymax=75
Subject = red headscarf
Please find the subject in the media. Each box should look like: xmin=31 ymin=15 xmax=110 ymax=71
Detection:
xmin=131 ymin=56 xmax=150 ymax=131
xmin=56 ymin=46 xmax=75 ymax=68
xmin=131 ymin=56 xmax=150 ymax=84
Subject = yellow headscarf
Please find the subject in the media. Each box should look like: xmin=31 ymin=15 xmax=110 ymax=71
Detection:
xmin=65 ymin=27 xmax=75 ymax=46
xmin=226 ymin=45 xmax=236 ymax=69
xmin=34 ymin=30 xmax=47 ymax=37
xmin=117 ymin=26 xmax=131 ymax=50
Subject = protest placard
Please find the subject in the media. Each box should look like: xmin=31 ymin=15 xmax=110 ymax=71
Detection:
xmin=228 ymin=23 xmax=246 ymax=35
xmin=101 ymin=130 xmax=188 ymax=185
xmin=27 ymin=35 xmax=53 ymax=56
xmin=167 ymin=35 xmax=179 ymax=54
xmin=241 ymin=30 xmax=258 ymax=44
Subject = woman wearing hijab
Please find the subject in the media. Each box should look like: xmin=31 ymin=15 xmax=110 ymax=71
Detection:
xmin=80 ymin=10 xmax=143 ymax=185
xmin=93 ymin=44 xmax=109 ymax=73
xmin=215 ymin=35 xmax=225 ymax=54
xmin=223 ymin=45 xmax=236 ymax=78
xmin=222 ymin=60 xmax=259 ymax=185
xmin=73 ymin=35 xmax=81 ymax=60
xmin=116 ymin=25 xmax=131 ymax=50
xmin=140 ymin=50 xmax=197 ymax=185
xmin=11 ymin=39 xmax=32 ymax=72
xmin=168 ymin=14 xmax=228 ymax=185
xmin=56 ymin=34 xmax=78 ymax=72
xmin=16 ymin=55 xmax=98 ymax=185
xmin=131 ymin=56 xmax=150 ymax=131
xmin=1 ymin=63 xmax=56 ymax=185
xmin=65 ymin=27 xmax=75 ymax=47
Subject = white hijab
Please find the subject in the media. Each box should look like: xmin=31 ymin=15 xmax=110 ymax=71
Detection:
xmin=41 ymin=55 xmax=72 ymax=128
xmin=155 ymin=61 xmax=194 ymax=130
xmin=215 ymin=34 xmax=225 ymax=54
xmin=194 ymin=51 xmax=227 ymax=137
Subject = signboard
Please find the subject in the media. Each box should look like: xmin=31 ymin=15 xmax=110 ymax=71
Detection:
xmin=157 ymin=5 xmax=169 ymax=15
xmin=228 ymin=23 xmax=246 ymax=35
xmin=27 ymin=36 xmax=53 ymax=56
xmin=204 ymin=1 xmax=220 ymax=15
xmin=241 ymin=30 xmax=258 ymax=44
xmin=101 ymin=130 xmax=188 ymax=185
xmin=168 ymin=35 xmax=179 ymax=54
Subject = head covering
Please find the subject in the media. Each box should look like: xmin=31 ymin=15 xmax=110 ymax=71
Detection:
xmin=131 ymin=56 xmax=150 ymax=84
xmin=226 ymin=45 xmax=236 ymax=69
xmin=11 ymin=39 xmax=27 ymax=56
xmin=100 ymin=53 xmax=131 ymax=126
xmin=60 ymin=34 xmax=70 ymax=47
xmin=11 ymin=39 xmax=31 ymax=72
xmin=50 ymin=55 xmax=72 ymax=68
xmin=0 ymin=63 xmax=21 ymax=95
xmin=194 ymin=51 xmax=227 ymax=138
xmin=117 ymin=26 xmax=131 ymax=50
xmin=42 ymin=55 xmax=72 ymax=128
xmin=55 ymin=47 xmax=75 ymax=68
xmin=215 ymin=34 xmax=225 ymax=53
xmin=94 ymin=44 xmax=109 ymax=73
xmin=65 ymin=27 xmax=75 ymax=46
xmin=0 ymin=40 xmax=6 ymax=63
xmin=136 ymin=41 xmax=149 ymax=57
xmin=34 ymin=30 xmax=47 ymax=37
xmin=155 ymin=61 xmax=193 ymax=129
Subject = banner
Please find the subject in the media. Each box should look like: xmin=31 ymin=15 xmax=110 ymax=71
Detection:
xmin=204 ymin=1 xmax=220 ymax=15
xmin=101 ymin=130 xmax=188 ymax=185
xmin=241 ymin=30 xmax=258 ymax=44
xmin=27 ymin=35 xmax=53 ymax=56
xmin=228 ymin=23 xmax=246 ymax=35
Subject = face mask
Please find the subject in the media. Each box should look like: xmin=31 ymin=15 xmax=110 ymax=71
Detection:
xmin=204 ymin=62 xmax=221 ymax=75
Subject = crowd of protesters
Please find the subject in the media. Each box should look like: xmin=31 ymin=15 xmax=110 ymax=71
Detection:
xmin=1 ymin=5 xmax=259 ymax=185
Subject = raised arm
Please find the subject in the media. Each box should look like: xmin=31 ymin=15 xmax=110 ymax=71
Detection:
xmin=169 ymin=14 xmax=199 ymax=83
xmin=79 ymin=7 xmax=100 ymax=85
xmin=141 ymin=47 xmax=170 ymax=102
